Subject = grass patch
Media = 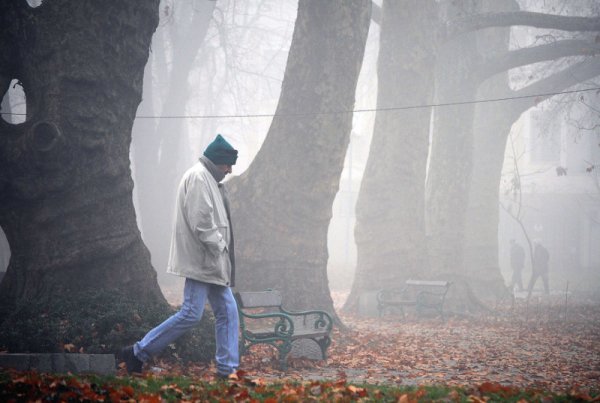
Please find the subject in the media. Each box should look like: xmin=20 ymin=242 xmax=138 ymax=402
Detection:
xmin=0 ymin=369 xmax=597 ymax=402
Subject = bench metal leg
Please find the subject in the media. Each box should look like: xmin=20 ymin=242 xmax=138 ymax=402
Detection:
xmin=277 ymin=341 xmax=292 ymax=370
xmin=315 ymin=336 xmax=331 ymax=360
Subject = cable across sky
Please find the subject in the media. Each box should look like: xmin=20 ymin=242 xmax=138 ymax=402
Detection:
xmin=1 ymin=86 xmax=599 ymax=120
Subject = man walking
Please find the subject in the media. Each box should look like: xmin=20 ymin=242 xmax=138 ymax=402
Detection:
xmin=527 ymin=241 xmax=550 ymax=298
xmin=120 ymin=134 xmax=239 ymax=378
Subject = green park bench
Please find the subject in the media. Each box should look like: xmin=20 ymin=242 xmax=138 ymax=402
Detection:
xmin=377 ymin=280 xmax=452 ymax=320
xmin=234 ymin=290 xmax=333 ymax=370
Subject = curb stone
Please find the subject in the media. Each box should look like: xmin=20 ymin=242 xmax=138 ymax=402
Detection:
xmin=0 ymin=353 xmax=115 ymax=375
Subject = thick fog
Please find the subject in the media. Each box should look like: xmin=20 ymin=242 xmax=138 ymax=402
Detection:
xmin=1 ymin=0 xmax=599 ymax=304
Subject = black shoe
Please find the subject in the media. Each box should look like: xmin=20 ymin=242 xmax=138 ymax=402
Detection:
xmin=216 ymin=372 xmax=238 ymax=381
xmin=119 ymin=346 xmax=143 ymax=374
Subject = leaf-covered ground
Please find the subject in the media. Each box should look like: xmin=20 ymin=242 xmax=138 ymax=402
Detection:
xmin=2 ymin=293 xmax=598 ymax=401
xmin=152 ymin=292 xmax=600 ymax=396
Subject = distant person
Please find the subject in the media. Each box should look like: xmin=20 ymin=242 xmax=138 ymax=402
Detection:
xmin=119 ymin=134 xmax=239 ymax=379
xmin=509 ymin=239 xmax=525 ymax=292
xmin=527 ymin=241 xmax=550 ymax=298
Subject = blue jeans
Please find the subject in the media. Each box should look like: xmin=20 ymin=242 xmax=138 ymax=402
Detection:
xmin=134 ymin=278 xmax=239 ymax=376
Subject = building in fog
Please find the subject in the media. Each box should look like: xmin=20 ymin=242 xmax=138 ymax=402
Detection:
xmin=499 ymin=108 xmax=600 ymax=295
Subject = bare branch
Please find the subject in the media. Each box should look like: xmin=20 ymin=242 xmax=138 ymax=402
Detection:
xmin=371 ymin=1 xmax=381 ymax=26
xmin=478 ymin=40 xmax=600 ymax=81
xmin=448 ymin=11 xmax=600 ymax=38
xmin=508 ymin=57 xmax=600 ymax=118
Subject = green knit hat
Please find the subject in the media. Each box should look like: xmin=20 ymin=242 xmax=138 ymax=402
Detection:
xmin=203 ymin=134 xmax=238 ymax=165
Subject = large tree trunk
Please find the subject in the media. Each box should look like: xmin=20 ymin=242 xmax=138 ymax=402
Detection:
xmin=343 ymin=0 xmax=437 ymax=312
xmin=0 ymin=0 xmax=165 ymax=348
xmin=462 ymin=84 xmax=516 ymax=305
xmin=426 ymin=0 xmax=549 ymax=311
xmin=460 ymin=0 xmax=518 ymax=305
xmin=464 ymin=79 xmax=515 ymax=302
xmin=228 ymin=0 xmax=371 ymax=314
xmin=425 ymin=2 xmax=482 ymax=307
xmin=423 ymin=1 xmax=526 ymax=313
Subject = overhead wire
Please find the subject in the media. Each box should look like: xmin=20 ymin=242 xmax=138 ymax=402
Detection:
xmin=1 ymin=86 xmax=598 ymax=120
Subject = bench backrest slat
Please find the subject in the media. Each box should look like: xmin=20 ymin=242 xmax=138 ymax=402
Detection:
xmin=405 ymin=280 xmax=449 ymax=287
xmin=236 ymin=290 xmax=282 ymax=308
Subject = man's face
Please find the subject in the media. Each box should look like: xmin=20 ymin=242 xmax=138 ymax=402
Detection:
xmin=216 ymin=164 xmax=233 ymax=176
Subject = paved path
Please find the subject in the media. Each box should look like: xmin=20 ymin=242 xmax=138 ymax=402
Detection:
xmin=0 ymin=353 xmax=115 ymax=375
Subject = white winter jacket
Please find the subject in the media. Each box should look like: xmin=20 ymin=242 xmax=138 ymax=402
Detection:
xmin=166 ymin=161 xmax=232 ymax=286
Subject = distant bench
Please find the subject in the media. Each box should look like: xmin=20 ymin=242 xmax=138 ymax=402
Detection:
xmin=234 ymin=290 xmax=333 ymax=369
xmin=377 ymin=280 xmax=452 ymax=319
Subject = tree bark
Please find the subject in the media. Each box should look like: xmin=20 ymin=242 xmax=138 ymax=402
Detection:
xmin=458 ymin=0 xmax=519 ymax=305
xmin=344 ymin=0 xmax=437 ymax=312
xmin=0 ymin=0 xmax=164 ymax=310
xmin=425 ymin=2 xmax=482 ymax=288
xmin=464 ymin=82 xmax=515 ymax=304
xmin=0 ymin=79 xmax=12 ymax=274
xmin=228 ymin=0 xmax=371 ymax=314
xmin=424 ymin=0 xmax=525 ymax=311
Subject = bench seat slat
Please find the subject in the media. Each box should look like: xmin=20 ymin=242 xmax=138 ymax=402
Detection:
xmin=377 ymin=280 xmax=452 ymax=319
xmin=405 ymin=280 xmax=449 ymax=287
xmin=248 ymin=328 xmax=329 ymax=339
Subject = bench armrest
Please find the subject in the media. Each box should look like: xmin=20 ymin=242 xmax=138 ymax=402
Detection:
xmin=279 ymin=308 xmax=333 ymax=332
xmin=239 ymin=310 xmax=295 ymax=338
